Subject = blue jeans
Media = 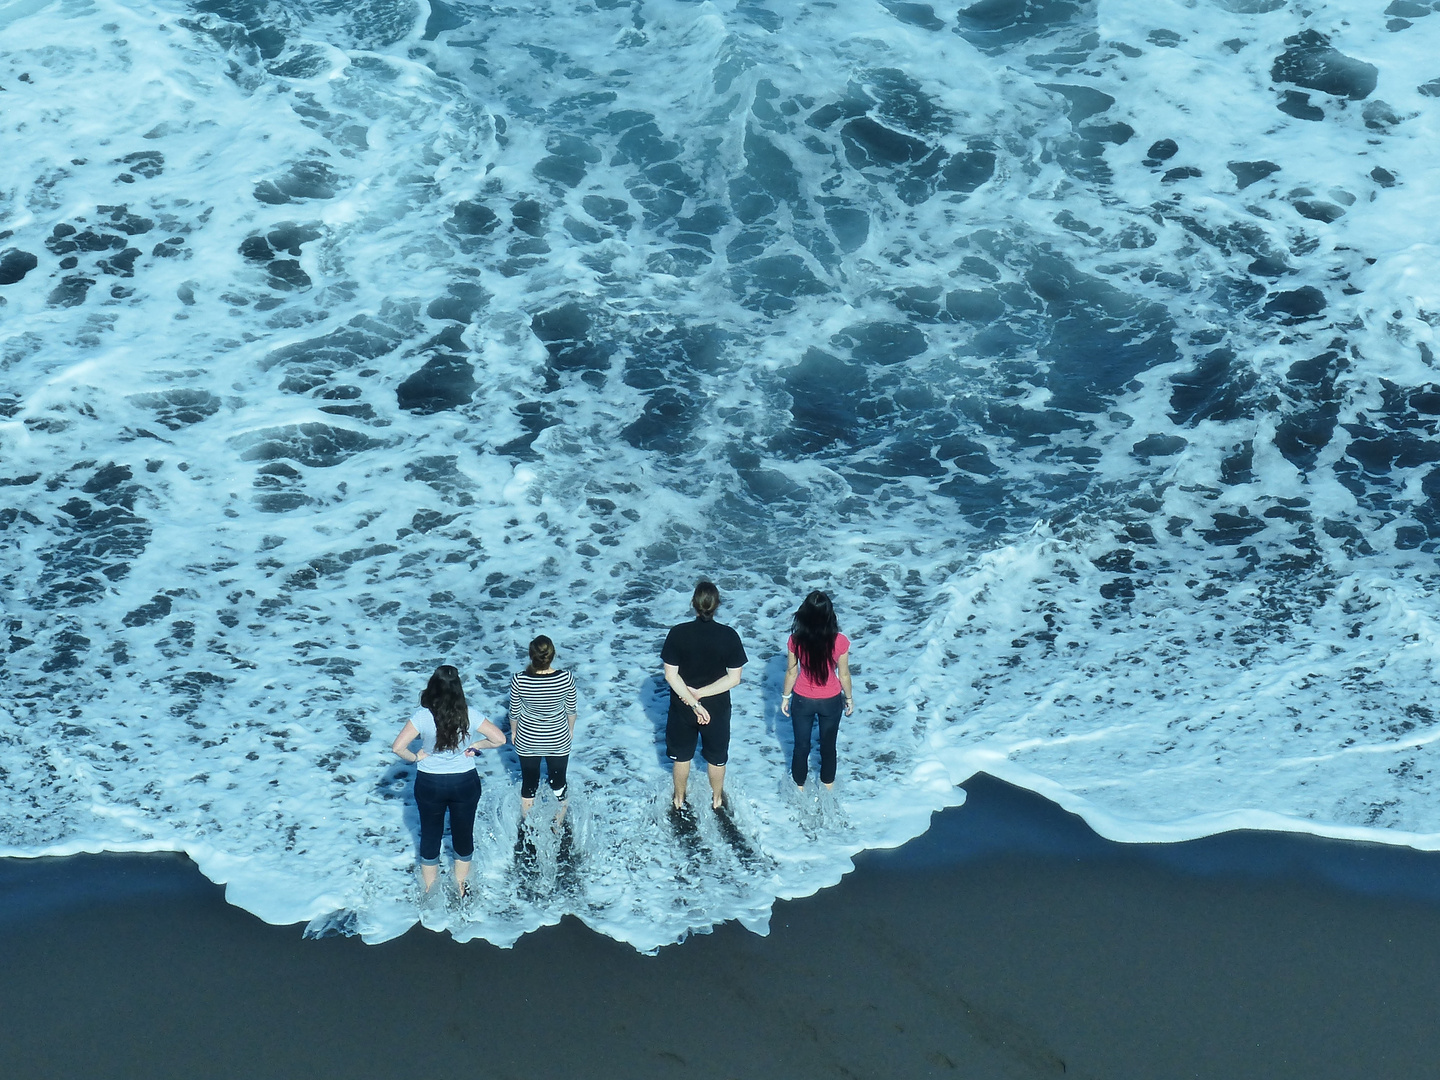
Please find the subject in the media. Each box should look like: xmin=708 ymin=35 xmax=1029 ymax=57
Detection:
xmin=414 ymin=769 xmax=481 ymax=865
xmin=791 ymin=693 xmax=844 ymax=786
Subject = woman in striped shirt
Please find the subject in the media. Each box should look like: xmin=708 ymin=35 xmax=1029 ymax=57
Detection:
xmin=508 ymin=635 xmax=577 ymax=817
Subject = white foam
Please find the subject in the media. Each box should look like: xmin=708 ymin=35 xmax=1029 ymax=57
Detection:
xmin=1 ymin=0 xmax=1439 ymax=950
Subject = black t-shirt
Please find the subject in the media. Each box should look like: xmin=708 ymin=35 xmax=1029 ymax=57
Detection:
xmin=661 ymin=618 xmax=748 ymax=704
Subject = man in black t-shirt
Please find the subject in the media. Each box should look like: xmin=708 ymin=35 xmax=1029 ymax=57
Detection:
xmin=660 ymin=581 xmax=748 ymax=811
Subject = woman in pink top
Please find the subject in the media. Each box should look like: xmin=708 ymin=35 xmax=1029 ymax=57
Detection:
xmin=780 ymin=591 xmax=854 ymax=788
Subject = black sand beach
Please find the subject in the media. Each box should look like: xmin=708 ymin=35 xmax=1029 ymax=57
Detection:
xmin=4 ymin=774 xmax=1439 ymax=1080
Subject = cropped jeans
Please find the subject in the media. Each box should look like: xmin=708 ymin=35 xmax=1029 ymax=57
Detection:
xmin=414 ymin=769 xmax=481 ymax=866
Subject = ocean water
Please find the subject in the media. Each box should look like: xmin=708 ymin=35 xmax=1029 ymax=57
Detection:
xmin=2 ymin=0 xmax=1439 ymax=949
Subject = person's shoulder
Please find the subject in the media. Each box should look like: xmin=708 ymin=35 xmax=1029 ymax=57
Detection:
xmin=836 ymin=632 xmax=850 ymax=652
xmin=409 ymin=706 xmax=429 ymax=723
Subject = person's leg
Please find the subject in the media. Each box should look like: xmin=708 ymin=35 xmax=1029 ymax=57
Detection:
xmin=546 ymin=755 xmax=569 ymax=799
xmin=790 ymin=696 xmax=817 ymax=787
xmin=816 ymin=694 xmax=845 ymax=787
xmin=449 ymin=771 xmax=482 ymax=894
xmin=666 ymin=708 xmax=700 ymax=810
xmin=671 ymin=759 xmax=691 ymax=809
xmin=707 ymin=762 xmax=726 ymax=809
xmin=519 ymin=755 xmax=541 ymax=817
xmin=699 ymin=701 xmax=731 ymax=809
xmin=413 ymin=772 xmax=445 ymax=892
xmin=547 ymin=756 xmax=569 ymax=824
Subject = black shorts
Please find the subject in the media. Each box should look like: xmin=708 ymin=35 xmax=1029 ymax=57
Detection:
xmin=666 ymin=696 xmax=731 ymax=766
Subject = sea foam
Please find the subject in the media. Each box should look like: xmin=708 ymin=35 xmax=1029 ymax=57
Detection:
xmin=2 ymin=0 xmax=1439 ymax=949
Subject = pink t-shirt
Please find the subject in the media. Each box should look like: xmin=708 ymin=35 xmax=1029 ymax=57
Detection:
xmin=787 ymin=633 xmax=849 ymax=698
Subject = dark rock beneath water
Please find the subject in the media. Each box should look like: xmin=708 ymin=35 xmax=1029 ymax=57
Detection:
xmin=881 ymin=1 xmax=945 ymax=30
xmin=123 ymin=594 xmax=173 ymax=628
xmin=422 ymin=0 xmax=467 ymax=39
xmin=130 ymin=389 xmax=222 ymax=429
xmin=532 ymin=303 xmax=613 ymax=373
xmin=1293 ymin=199 xmax=1344 ymax=223
xmin=1277 ymin=91 xmax=1324 ymax=121
xmin=427 ymin=282 xmax=488 ymax=323
xmin=236 ymin=423 xmax=382 ymax=468
xmin=1144 ymin=138 xmax=1177 ymax=163
xmin=254 ymin=160 xmax=344 ymax=204
xmin=118 ymin=151 xmax=164 ymax=178
xmin=1162 ymin=166 xmax=1201 ymax=183
xmin=1170 ymin=348 xmax=1255 ymax=425
xmin=48 ymin=275 xmax=94 ymax=307
xmin=0 ymin=249 xmax=37 ymax=285
xmin=267 ymin=222 xmax=323 ymax=255
xmin=622 ymin=388 xmax=702 ymax=454
xmin=267 ymin=259 xmax=312 ymax=291
xmin=1363 ymin=100 xmax=1405 ymax=130
xmin=938 ymin=149 xmax=996 ymax=193
xmin=954 ymin=0 xmax=1088 ymax=51
xmin=1271 ymin=30 xmax=1377 ymax=100
xmin=396 ymin=354 xmax=477 ymax=414
xmin=1043 ymin=83 xmax=1116 ymax=125
xmin=840 ymin=117 xmax=929 ymax=170
xmin=730 ymin=255 xmax=828 ymax=315
xmin=1132 ymin=434 xmax=1188 ymax=459
xmin=1265 ymin=286 xmax=1326 ymax=320
xmin=1228 ymin=160 xmax=1280 ymax=189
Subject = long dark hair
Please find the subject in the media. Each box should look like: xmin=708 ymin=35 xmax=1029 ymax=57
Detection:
xmin=792 ymin=591 xmax=839 ymax=687
xmin=420 ymin=664 xmax=469 ymax=753
xmin=526 ymin=635 xmax=555 ymax=675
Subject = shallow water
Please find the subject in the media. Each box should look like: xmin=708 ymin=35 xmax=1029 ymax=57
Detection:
xmin=2 ymin=0 xmax=1439 ymax=948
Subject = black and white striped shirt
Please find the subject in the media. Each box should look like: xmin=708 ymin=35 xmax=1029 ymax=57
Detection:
xmin=508 ymin=669 xmax=577 ymax=756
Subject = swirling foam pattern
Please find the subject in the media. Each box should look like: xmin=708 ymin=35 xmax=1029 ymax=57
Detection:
xmin=2 ymin=0 xmax=1439 ymax=947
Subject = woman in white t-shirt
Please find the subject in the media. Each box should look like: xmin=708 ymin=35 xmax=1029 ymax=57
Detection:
xmin=391 ymin=665 xmax=505 ymax=897
xmin=780 ymin=591 xmax=854 ymax=789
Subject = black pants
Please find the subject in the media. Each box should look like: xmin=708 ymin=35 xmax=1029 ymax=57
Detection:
xmin=519 ymin=754 xmax=569 ymax=799
xmin=791 ymin=693 xmax=844 ymax=786
xmin=414 ymin=769 xmax=481 ymax=865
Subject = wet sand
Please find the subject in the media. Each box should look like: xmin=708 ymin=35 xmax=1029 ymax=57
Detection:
xmin=3 ymin=774 xmax=1439 ymax=1079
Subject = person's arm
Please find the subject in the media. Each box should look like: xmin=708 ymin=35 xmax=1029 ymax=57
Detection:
xmin=566 ymin=673 xmax=577 ymax=737
xmin=837 ymin=652 xmax=854 ymax=716
xmin=780 ymin=650 xmax=799 ymax=716
xmin=665 ymin=662 xmax=710 ymax=724
xmin=392 ymin=720 xmax=425 ymax=763
xmin=468 ymin=716 xmax=506 ymax=752
xmin=689 ymin=666 xmax=743 ymax=700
